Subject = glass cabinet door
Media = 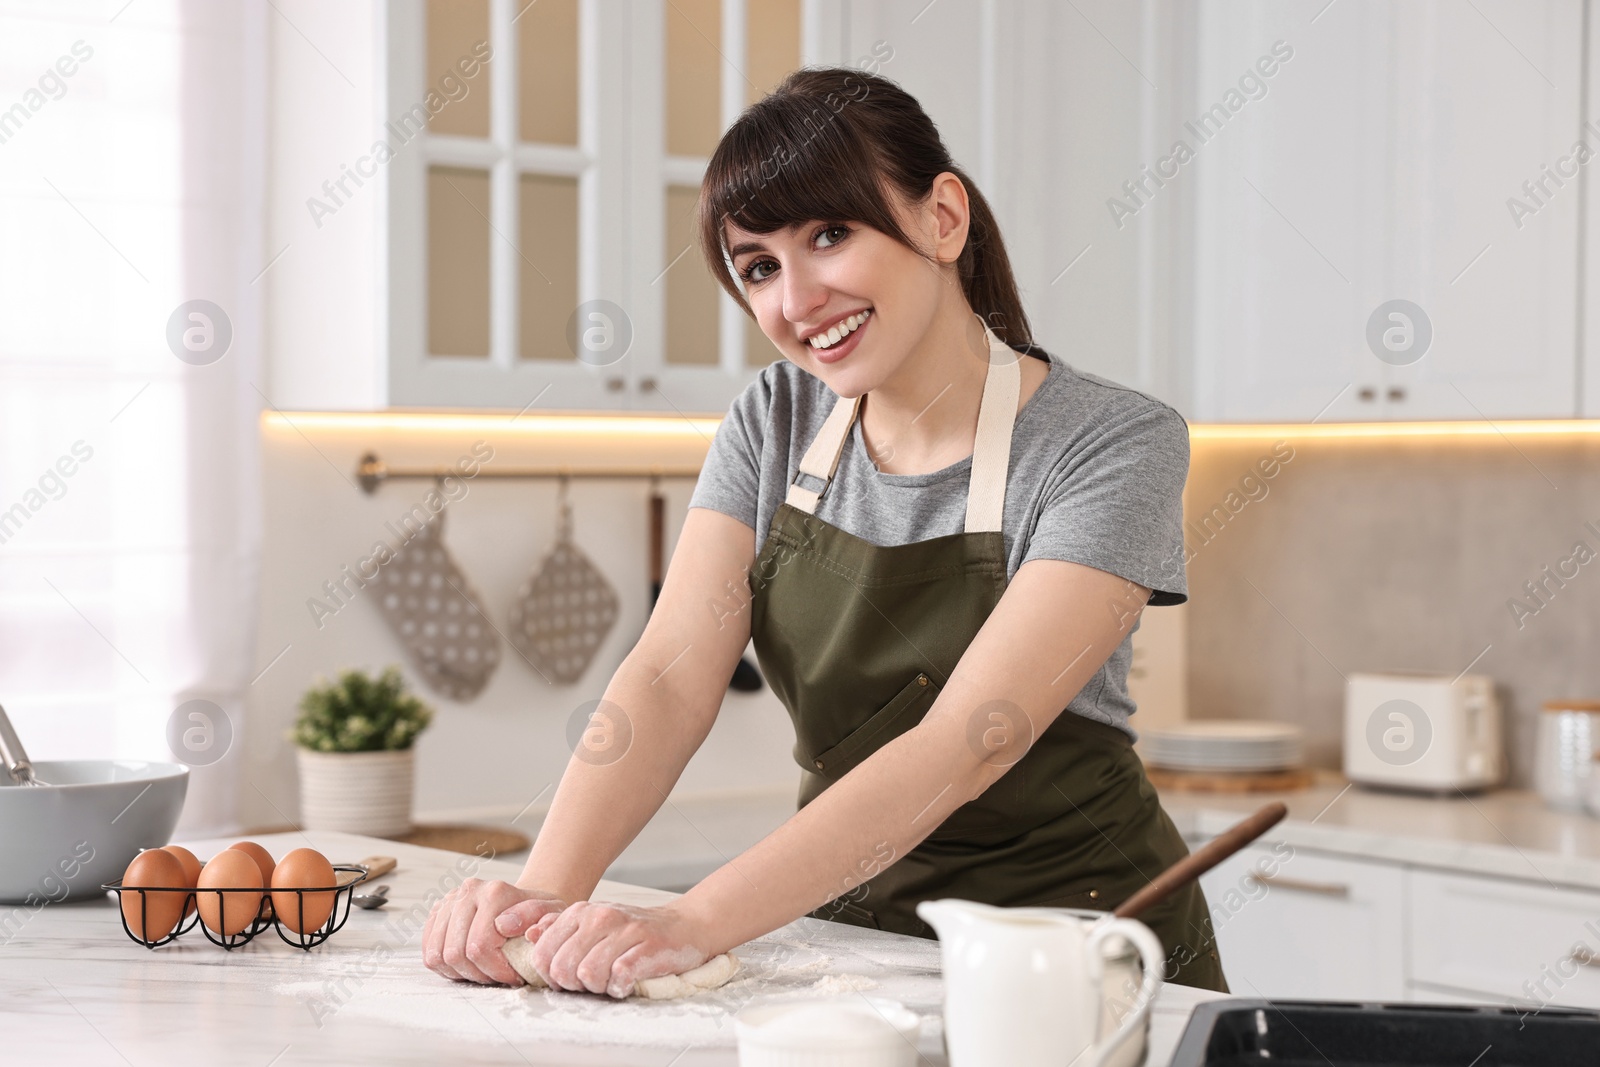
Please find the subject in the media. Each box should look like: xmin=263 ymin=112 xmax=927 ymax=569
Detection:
xmin=386 ymin=0 xmax=832 ymax=412
xmin=648 ymin=0 xmax=801 ymax=414
xmin=389 ymin=0 xmax=607 ymax=409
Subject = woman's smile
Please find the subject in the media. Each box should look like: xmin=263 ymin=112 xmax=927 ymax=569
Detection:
xmin=806 ymin=307 xmax=873 ymax=364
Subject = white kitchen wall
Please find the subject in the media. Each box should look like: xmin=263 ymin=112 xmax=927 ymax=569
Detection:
xmin=1185 ymin=430 xmax=1600 ymax=786
xmin=240 ymin=417 xmax=801 ymax=832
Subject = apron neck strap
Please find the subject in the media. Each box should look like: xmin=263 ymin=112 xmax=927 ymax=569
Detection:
xmin=784 ymin=322 xmax=1022 ymax=533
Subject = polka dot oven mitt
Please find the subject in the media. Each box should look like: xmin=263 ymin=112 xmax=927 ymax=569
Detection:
xmin=507 ymin=489 xmax=620 ymax=685
xmin=374 ymin=508 xmax=500 ymax=701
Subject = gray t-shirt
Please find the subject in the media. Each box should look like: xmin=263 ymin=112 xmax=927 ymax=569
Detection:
xmin=687 ymin=344 xmax=1190 ymax=737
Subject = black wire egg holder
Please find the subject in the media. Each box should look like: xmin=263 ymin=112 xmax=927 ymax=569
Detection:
xmin=101 ymin=864 xmax=370 ymax=951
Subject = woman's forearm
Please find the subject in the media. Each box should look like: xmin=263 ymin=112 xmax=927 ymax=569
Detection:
xmin=669 ymin=559 xmax=1141 ymax=956
xmin=671 ymin=708 xmax=997 ymax=953
xmin=515 ymin=650 xmax=719 ymax=903
xmin=513 ymin=507 xmax=762 ymax=905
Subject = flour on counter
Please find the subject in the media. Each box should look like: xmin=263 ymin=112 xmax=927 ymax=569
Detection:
xmin=806 ymin=974 xmax=879 ymax=995
xmin=272 ymin=917 xmax=943 ymax=1051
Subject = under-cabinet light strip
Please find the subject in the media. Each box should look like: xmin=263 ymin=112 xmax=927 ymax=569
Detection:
xmin=1187 ymin=420 xmax=1600 ymax=441
xmin=261 ymin=411 xmax=722 ymax=437
xmin=265 ymin=411 xmax=1600 ymax=442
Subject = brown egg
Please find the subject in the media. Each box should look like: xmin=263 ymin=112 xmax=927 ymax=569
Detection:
xmin=270 ymin=848 xmax=338 ymax=934
xmin=228 ymin=841 xmax=276 ymax=920
xmin=197 ymin=849 xmax=264 ymax=935
xmin=227 ymin=840 xmax=276 ymax=885
xmin=159 ymin=845 xmax=203 ymax=918
xmin=120 ymin=849 xmax=188 ymax=942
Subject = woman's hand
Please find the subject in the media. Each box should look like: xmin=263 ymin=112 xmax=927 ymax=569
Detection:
xmin=516 ymin=899 xmax=711 ymax=998
xmin=421 ymin=878 xmax=568 ymax=986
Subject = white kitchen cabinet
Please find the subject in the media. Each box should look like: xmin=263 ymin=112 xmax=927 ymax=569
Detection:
xmin=1584 ymin=1 xmax=1600 ymax=419
xmin=266 ymin=1 xmax=1593 ymax=421
xmin=840 ymin=1 xmax=1181 ymax=406
xmin=1187 ymin=834 xmax=1600 ymax=1007
xmin=372 ymin=0 xmax=1173 ymax=414
xmin=1410 ymin=868 xmax=1600 ymax=1009
xmin=1405 ymin=983 xmax=1511 ymax=1005
xmin=1188 ymin=0 xmax=1583 ymax=422
xmin=386 ymin=0 xmax=862 ymax=415
xmin=1198 ymin=843 xmax=1407 ymax=1001
xmin=849 ymin=1 xmax=1588 ymax=423
xmin=270 ymin=0 xmax=851 ymax=415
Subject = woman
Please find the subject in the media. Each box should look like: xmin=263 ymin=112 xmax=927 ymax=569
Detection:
xmin=422 ymin=66 xmax=1226 ymax=996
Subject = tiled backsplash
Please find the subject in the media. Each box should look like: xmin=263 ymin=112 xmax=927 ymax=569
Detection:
xmin=1185 ymin=430 xmax=1600 ymax=787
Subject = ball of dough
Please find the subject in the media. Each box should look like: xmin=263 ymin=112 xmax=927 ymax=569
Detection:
xmin=501 ymin=936 xmax=739 ymax=999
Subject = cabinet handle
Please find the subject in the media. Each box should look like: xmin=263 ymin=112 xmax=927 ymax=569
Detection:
xmin=605 ymin=377 xmax=625 ymax=392
xmin=1387 ymin=387 xmax=1406 ymax=402
xmin=639 ymin=377 xmax=657 ymax=392
xmin=1568 ymin=945 xmax=1600 ymax=968
xmin=1247 ymin=872 xmax=1351 ymax=898
xmin=1357 ymin=386 xmax=1377 ymax=402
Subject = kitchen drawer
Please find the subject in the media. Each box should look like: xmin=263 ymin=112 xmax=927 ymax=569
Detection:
xmin=1410 ymin=869 xmax=1600 ymax=1008
xmin=1407 ymin=982 xmax=1523 ymax=1006
xmin=1199 ymin=843 xmax=1406 ymax=1001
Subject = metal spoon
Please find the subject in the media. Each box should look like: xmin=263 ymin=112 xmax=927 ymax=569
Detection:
xmin=0 ymin=702 xmax=50 ymax=786
xmin=352 ymin=884 xmax=391 ymax=910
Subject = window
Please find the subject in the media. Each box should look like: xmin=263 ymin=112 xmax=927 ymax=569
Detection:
xmin=0 ymin=4 xmax=265 ymax=835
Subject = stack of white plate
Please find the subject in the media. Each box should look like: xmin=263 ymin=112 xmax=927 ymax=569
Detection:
xmin=1141 ymin=721 xmax=1305 ymax=773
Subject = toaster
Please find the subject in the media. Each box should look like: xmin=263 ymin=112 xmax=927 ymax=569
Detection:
xmin=1343 ymin=672 xmax=1503 ymax=791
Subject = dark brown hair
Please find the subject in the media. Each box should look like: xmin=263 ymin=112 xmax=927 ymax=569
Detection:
xmin=697 ymin=66 xmax=1033 ymax=348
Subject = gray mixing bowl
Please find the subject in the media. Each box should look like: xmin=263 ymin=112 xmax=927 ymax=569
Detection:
xmin=0 ymin=760 xmax=188 ymax=904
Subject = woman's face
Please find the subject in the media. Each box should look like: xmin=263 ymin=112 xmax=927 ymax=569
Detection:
xmin=724 ymin=188 xmax=952 ymax=397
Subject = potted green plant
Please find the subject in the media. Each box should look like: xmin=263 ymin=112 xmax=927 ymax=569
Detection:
xmin=290 ymin=666 xmax=433 ymax=837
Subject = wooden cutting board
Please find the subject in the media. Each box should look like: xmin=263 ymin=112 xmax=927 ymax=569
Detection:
xmin=1147 ymin=766 xmax=1315 ymax=793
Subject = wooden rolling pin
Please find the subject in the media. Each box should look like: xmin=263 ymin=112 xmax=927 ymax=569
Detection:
xmin=1114 ymin=802 xmax=1288 ymax=920
xmin=337 ymin=855 xmax=398 ymax=886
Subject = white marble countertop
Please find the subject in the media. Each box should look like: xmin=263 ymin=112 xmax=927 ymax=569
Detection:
xmin=515 ymin=778 xmax=1600 ymax=900
xmin=1158 ymin=775 xmax=1600 ymax=890
xmin=1 ymin=829 xmax=1225 ymax=1066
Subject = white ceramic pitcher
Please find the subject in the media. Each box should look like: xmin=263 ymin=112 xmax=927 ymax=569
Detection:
xmin=917 ymin=899 xmax=1164 ymax=1067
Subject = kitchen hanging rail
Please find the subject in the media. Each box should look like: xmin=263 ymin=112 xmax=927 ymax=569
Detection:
xmin=355 ymin=451 xmax=702 ymax=494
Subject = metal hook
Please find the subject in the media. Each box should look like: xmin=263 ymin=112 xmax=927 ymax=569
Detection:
xmin=556 ymin=471 xmax=573 ymax=541
xmin=430 ymin=475 xmax=448 ymax=532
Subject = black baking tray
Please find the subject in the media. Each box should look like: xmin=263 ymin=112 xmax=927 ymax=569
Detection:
xmin=1169 ymin=999 xmax=1600 ymax=1066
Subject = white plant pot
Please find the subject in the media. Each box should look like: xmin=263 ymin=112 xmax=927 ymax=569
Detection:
xmin=296 ymin=748 xmax=415 ymax=837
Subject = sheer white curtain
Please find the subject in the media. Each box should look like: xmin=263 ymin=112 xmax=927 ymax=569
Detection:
xmin=0 ymin=0 xmax=266 ymax=836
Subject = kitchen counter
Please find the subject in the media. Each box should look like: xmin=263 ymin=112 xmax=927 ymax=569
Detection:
xmin=1158 ymin=775 xmax=1600 ymax=890
xmin=507 ymin=778 xmax=1600 ymax=899
xmin=1 ymin=830 xmax=1226 ymax=1065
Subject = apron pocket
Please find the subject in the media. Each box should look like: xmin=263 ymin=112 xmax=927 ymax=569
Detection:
xmin=807 ymin=672 xmax=941 ymax=779
xmin=1033 ymin=886 xmax=1107 ymax=912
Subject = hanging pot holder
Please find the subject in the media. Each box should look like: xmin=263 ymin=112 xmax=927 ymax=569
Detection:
xmin=507 ymin=476 xmax=620 ymax=685
xmin=373 ymin=497 xmax=501 ymax=701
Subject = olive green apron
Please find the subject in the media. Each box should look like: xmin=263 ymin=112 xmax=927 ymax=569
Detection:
xmin=746 ymin=326 xmax=1227 ymax=992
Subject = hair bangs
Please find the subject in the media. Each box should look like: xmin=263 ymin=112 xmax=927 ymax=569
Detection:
xmin=698 ymin=86 xmax=911 ymax=314
xmin=693 ymin=66 xmax=1032 ymax=346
